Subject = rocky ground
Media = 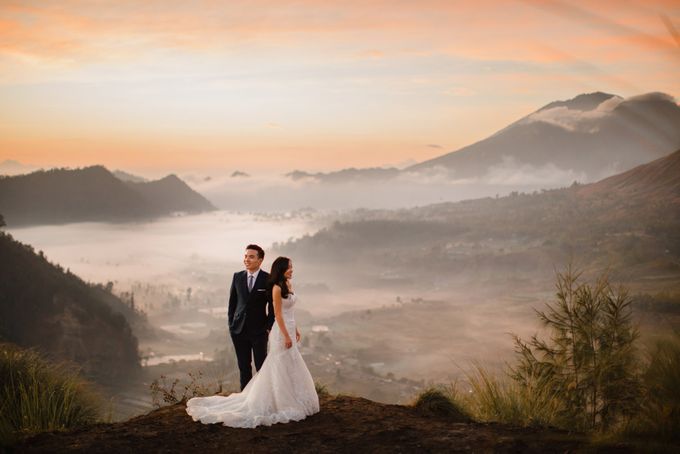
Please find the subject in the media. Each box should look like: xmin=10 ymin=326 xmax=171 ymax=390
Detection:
xmin=15 ymin=394 xmax=634 ymax=453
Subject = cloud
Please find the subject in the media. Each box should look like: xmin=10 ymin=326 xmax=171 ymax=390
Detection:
xmin=625 ymin=91 xmax=677 ymax=104
xmin=482 ymin=156 xmax=588 ymax=185
xmin=524 ymin=92 xmax=679 ymax=134
xmin=356 ymin=49 xmax=385 ymax=59
xmin=2 ymin=0 xmax=676 ymax=71
xmin=524 ymin=95 xmax=624 ymax=132
xmin=443 ymin=87 xmax=476 ymax=97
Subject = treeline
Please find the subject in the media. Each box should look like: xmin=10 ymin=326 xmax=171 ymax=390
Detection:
xmin=0 ymin=227 xmax=141 ymax=385
xmin=0 ymin=166 xmax=215 ymax=226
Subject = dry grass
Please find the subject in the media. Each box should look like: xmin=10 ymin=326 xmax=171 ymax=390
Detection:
xmin=0 ymin=343 xmax=103 ymax=447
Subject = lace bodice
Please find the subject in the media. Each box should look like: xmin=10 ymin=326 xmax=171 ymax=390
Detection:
xmin=280 ymin=293 xmax=297 ymax=320
xmin=281 ymin=292 xmax=297 ymax=309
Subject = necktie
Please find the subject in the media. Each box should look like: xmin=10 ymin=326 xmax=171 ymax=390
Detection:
xmin=248 ymin=274 xmax=254 ymax=292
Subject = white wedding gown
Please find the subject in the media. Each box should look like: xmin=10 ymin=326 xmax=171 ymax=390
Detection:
xmin=185 ymin=293 xmax=319 ymax=428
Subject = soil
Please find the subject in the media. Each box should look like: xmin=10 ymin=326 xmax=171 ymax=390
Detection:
xmin=15 ymin=395 xmax=632 ymax=453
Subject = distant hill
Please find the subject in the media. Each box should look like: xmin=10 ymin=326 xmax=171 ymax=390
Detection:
xmin=577 ymin=149 xmax=680 ymax=203
xmin=0 ymin=166 xmax=216 ymax=226
xmin=286 ymin=167 xmax=400 ymax=183
xmin=126 ymin=174 xmax=215 ymax=214
xmin=17 ymin=395 xmax=606 ymax=452
xmin=0 ymin=159 xmax=39 ymax=176
xmin=277 ymin=149 xmax=680 ymax=287
xmin=408 ymin=92 xmax=680 ymax=181
xmin=0 ymin=230 xmax=141 ymax=385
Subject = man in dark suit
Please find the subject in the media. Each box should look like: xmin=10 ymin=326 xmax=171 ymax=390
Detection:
xmin=228 ymin=244 xmax=275 ymax=390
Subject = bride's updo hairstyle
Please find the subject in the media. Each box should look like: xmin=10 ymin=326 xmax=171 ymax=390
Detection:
xmin=268 ymin=256 xmax=291 ymax=298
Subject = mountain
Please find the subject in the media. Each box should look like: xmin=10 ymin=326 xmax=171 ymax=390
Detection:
xmin=286 ymin=167 xmax=400 ymax=183
xmin=0 ymin=231 xmax=141 ymax=385
xmin=408 ymin=92 xmax=680 ymax=182
xmin=126 ymin=174 xmax=216 ymax=214
xmin=286 ymin=92 xmax=680 ymax=188
xmin=0 ymin=159 xmax=40 ymax=176
xmin=0 ymin=166 xmax=216 ymax=226
xmin=16 ymin=395 xmax=609 ymax=452
xmin=538 ymin=91 xmax=614 ymax=112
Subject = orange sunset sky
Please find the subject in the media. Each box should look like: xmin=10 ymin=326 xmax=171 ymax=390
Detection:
xmin=1 ymin=0 xmax=678 ymax=174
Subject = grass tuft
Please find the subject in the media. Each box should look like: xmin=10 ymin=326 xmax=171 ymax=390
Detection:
xmin=314 ymin=382 xmax=330 ymax=398
xmin=462 ymin=365 xmax=566 ymax=428
xmin=0 ymin=343 xmax=103 ymax=447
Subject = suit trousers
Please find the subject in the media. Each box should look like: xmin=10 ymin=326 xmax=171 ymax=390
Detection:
xmin=230 ymin=330 xmax=268 ymax=391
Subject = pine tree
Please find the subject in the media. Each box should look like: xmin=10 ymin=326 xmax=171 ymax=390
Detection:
xmin=511 ymin=266 xmax=640 ymax=431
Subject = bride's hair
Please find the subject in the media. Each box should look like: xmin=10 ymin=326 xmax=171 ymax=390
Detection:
xmin=268 ymin=256 xmax=291 ymax=298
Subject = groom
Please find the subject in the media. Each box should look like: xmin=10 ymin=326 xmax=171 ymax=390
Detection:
xmin=228 ymin=244 xmax=275 ymax=390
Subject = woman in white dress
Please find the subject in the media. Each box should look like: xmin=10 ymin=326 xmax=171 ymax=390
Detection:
xmin=185 ymin=257 xmax=319 ymax=428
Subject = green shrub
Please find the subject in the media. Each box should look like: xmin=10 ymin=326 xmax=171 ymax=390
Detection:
xmin=0 ymin=343 xmax=103 ymax=447
xmin=314 ymin=381 xmax=330 ymax=398
xmin=413 ymin=386 xmax=471 ymax=422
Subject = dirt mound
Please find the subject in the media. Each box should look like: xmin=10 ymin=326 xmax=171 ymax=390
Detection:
xmin=15 ymin=395 xmax=628 ymax=453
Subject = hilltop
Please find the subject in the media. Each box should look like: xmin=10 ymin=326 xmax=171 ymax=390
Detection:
xmin=577 ymin=148 xmax=680 ymax=202
xmin=16 ymin=395 xmax=620 ymax=453
xmin=0 ymin=166 xmax=216 ymax=226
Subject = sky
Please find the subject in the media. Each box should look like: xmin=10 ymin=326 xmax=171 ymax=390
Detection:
xmin=0 ymin=0 xmax=678 ymax=175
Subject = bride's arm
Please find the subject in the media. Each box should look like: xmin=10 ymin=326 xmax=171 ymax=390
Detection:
xmin=272 ymin=285 xmax=293 ymax=349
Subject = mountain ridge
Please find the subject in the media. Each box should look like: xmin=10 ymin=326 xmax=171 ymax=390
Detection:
xmin=284 ymin=92 xmax=680 ymax=187
xmin=0 ymin=166 xmax=216 ymax=226
xmin=538 ymin=91 xmax=617 ymax=112
xmin=407 ymin=91 xmax=680 ymax=180
xmin=576 ymin=148 xmax=680 ymax=201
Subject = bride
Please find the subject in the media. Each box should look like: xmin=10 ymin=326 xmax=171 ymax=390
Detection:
xmin=185 ymin=256 xmax=319 ymax=428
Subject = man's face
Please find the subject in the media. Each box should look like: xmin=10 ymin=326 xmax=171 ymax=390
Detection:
xmin=244 ymin=249 xmax=263 ymax=272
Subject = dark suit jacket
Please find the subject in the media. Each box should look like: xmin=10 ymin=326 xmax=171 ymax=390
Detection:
xmin=228 ymin=270 xmax=275 ymax=336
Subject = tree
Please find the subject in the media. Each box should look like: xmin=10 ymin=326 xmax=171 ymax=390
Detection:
xmin=0 ymin=213 xmax=4 ymax=228
xmin=511 ymin=265 xmax=640 ymax=431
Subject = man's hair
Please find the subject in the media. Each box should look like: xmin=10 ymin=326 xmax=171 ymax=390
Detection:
xmin=246 ymin=244 xmax=265 ymax=259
